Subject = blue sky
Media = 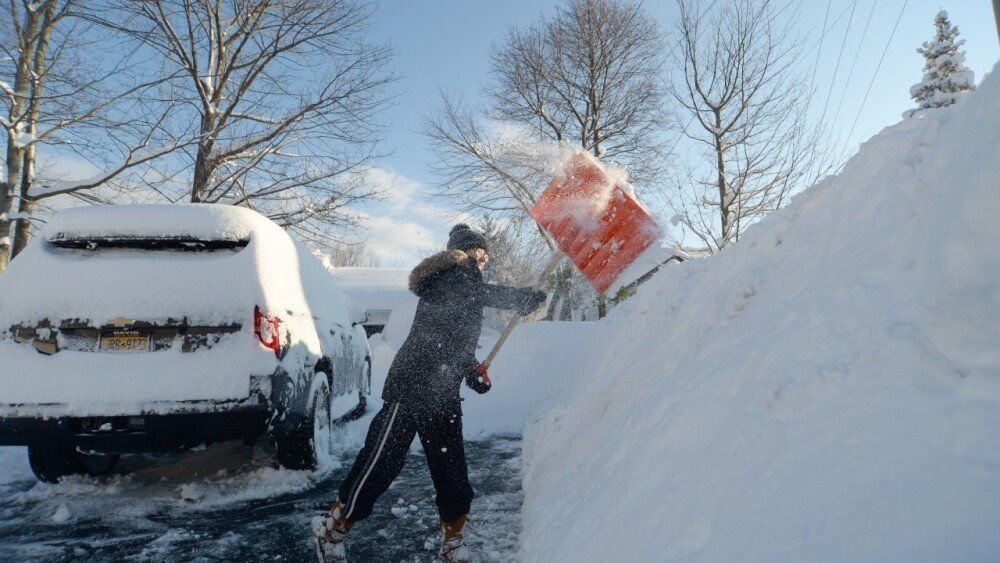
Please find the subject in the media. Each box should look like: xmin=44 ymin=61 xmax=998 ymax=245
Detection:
xmin=354 ymin=0 xmax=999 ymax=266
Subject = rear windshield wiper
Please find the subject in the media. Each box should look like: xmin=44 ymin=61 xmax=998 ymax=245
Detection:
xmin=48 ymin=237 xmax=249 ymax=252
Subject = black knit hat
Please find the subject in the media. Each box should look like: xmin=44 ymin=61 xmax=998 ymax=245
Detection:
xmin=446 ymin=223 xmax=488 ymax=253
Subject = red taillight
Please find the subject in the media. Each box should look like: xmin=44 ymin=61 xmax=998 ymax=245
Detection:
xmin=254 ymin=306 xmax=284 ymax=356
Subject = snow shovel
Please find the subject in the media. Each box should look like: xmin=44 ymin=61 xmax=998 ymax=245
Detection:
xmin=482 ymin=151 xmax=662 ymax=367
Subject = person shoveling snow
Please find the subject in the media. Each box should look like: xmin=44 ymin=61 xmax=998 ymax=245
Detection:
xmin=311 ymin=224 xmax=547 ymax=563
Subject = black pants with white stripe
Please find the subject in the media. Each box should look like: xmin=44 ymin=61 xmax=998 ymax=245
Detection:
xmin=338 ymin=402 xmax=473 ymax=522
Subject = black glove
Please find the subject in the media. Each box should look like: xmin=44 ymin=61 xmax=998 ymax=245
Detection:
xmin=465 ymin=363 xmax=492 ymax=394
xmin=517 ymin=289 xmax=548 ymax=315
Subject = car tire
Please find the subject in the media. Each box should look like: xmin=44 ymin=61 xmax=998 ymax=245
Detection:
xmin=27 ymin=444 xmax=119 ymax=483
xmin=275 ymin=375 xmax=331 ymax=471
xmin=80 ymin=452 xmax=120 ymax=476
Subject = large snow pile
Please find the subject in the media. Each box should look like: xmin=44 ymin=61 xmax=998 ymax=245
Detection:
xmin=518 ymin=64 xmax=1000 ymax=561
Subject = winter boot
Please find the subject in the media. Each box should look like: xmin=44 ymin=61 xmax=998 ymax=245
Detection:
xmin=439 ymin=514 xmax=473 ymax=563
xmin=312 ymin=500 xmax=353 ymax=563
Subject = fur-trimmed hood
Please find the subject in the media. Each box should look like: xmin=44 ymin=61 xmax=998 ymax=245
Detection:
xmin=409 ymin=249 xmax=474 ymax=296
xmin=386 ymin=249 xmax=540 ymax=409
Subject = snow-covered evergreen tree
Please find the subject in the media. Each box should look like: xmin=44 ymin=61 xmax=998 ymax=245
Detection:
xmin=905 ymin=11 xmax=975 ymax=117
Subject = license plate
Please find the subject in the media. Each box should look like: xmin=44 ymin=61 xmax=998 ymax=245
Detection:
xmin=98 ymin=331 xmax=151 ymax=353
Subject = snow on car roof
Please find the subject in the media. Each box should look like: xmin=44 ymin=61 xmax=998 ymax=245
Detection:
xmin=43 ymin=203 xmax=282 ymax=242
xmin=0 ymin=204 xmax=311 ymax=326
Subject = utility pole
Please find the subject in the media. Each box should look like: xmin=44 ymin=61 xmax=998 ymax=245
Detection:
xmin=994 ymin=0 xmax=1000 ymax=46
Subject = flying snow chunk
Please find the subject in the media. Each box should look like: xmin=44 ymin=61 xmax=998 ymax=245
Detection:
xmin=52 ymin=504 xmax=71 ymax=524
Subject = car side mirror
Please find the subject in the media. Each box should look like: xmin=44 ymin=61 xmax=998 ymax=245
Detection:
xmin=350 ymin=305 xmax=368 ymax=326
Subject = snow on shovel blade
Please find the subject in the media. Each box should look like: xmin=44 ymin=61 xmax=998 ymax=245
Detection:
xmin=531 ymin=151 xmax=661 ymax=294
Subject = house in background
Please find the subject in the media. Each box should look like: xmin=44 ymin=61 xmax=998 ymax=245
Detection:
xmin=330 ymin=268 xmax=415 ymax=337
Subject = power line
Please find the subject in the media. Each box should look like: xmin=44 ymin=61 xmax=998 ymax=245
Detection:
xmin=819 ymin=0 xmax=858 ymax=125
xmin=799 ymin=0 xmax=863 ymax=68
xmin=845 ymin=0 xmax=909 ymax=154
xmin=809 ymin=0 xmax=832 ymax=90
xmin=832 ymin=0 xmax=877 ymax=126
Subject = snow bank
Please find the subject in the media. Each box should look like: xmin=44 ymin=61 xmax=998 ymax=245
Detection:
xmin=463 ymin=322 xmax=600 ymax=438
xmin=518 ymin=64 xmax=1000 ymax=561
xmin=0 ymin=446 xmax=32 ymax=484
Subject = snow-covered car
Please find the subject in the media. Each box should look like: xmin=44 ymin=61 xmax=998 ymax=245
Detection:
xmin=0 ymin=204 xmax=371 ymax=482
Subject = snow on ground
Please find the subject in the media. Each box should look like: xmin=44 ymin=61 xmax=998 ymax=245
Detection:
xmin=516 ymin=64 xmax=1000 ymax=561
xmin=1 ymin=438 xmax=523 ymax=560
xmin=462 ymin=322 xmax=600 ymax=438
xmin=0 ymin=447 xmax=32 ymax=484
xmin=0 ymin=423 xmax=375 ymax=559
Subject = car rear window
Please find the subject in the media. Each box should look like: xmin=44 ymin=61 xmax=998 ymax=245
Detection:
xmin=47 ymin=236 xmax=249 ymax=252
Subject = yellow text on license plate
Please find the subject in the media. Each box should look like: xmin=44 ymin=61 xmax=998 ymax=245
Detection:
xmin=99 ymin=333 xmax=151 ymax=352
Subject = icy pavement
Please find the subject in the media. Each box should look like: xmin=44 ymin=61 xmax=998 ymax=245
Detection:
xmin=0 ymin=436 xmax=523 ymax=561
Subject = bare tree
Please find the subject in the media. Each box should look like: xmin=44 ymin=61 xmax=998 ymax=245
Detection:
xmin=424 ymin=94 xmax=556 ymax=219
xmin=101 ymin=0 xmax=395 ymax=247
xmin=478 ymin=214 xmax=550 ymax=329
xmin=667 ymin=0 xmax=830 ymax=252
xmin=479 ymin=214 xmax=544 ymax=287
xmin=0 ymin=0 xmax=185 ymax=271
xmin=488 ymin=0 xmax=667 ymax=184
xmin=425 ymin=0 xmax=668 ymax=317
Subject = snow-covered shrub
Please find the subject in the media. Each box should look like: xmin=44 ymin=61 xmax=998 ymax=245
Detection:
xmin=904 ymin=11 xmax=975 ymax=117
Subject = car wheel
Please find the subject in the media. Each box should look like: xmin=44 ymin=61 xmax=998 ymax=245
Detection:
xmin=27 ymin=444 xmax=121 ymax=483
xmin=275 ymin=374 xmax=331 ymax=471
xmin=28 ymin=443 xmax=83 ymax=483
xmin=80 ymin=452 xmax=120 ymax=476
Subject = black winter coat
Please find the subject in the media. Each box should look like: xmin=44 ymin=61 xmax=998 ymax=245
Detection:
xmin=382 ymin=249 xmax=540 ymax=412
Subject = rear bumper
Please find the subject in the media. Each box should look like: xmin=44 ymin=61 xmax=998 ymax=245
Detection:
xmin=0 ymin=406 xmax=269 ymax=452
xmin=0 ymin=338 xmax=279 ymax=416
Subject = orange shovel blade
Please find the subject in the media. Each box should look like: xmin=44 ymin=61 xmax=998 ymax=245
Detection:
xmin=531 ymin=152 xmax=661 ymax=294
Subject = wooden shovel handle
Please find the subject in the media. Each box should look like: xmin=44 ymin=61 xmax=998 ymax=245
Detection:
xmin=482 ymin=252 xmax=563 ymax=368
